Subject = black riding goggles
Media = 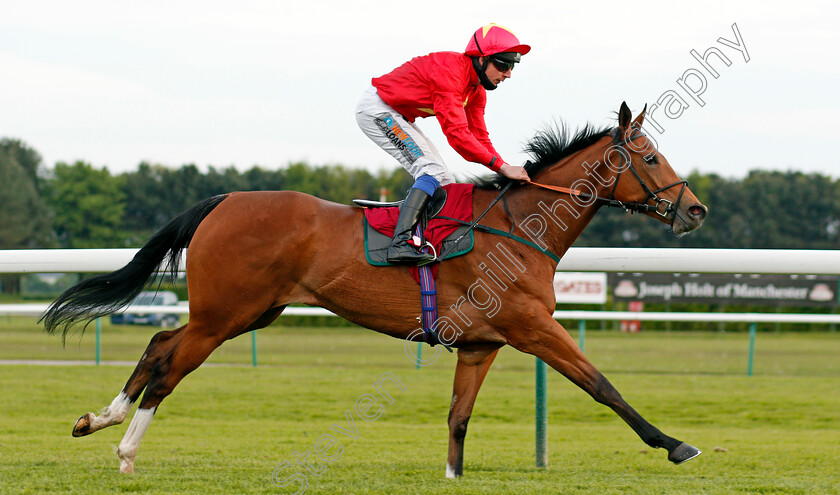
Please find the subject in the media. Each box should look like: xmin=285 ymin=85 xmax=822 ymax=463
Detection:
xmin=488 ymin=55 xmax=518 ymax=73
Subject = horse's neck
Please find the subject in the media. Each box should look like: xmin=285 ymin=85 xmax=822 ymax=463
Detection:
xmin=507 ymin=186 xmax=601 ymax=259
xmin=503 ymin=149 xmax=612 ymax=258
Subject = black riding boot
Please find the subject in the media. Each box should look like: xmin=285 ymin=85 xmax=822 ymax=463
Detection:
xmin=387 ymin=188 xmax=436 ymax=266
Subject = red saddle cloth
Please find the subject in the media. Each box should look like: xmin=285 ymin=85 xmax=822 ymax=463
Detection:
xmin=364 ymin=183 xmax=474 ymax=282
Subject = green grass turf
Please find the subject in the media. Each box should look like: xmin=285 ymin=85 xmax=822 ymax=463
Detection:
xmin=0 ymin=317 xmax=839 ymax=494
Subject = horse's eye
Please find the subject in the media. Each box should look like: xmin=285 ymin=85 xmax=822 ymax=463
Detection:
xmin=643 ymin=155 xmax=658 ymax=165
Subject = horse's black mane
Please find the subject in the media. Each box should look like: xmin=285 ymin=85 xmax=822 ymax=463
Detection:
xmin=472 ymin=122 xmax=614 ymax=190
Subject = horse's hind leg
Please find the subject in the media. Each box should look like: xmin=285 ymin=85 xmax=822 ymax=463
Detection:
xmin=95 ymin=303 xmax=284 ymax=436
xmin=507 ymin=313 xmax=701 ymax=464
xmin=446 ymin=344 xmax=501 ymax=478
xmin=112 ymin=300 xmax=287 ymax=473
xmin=116 ymin=321 xmax=230 ymax=473
xmin=72 ymin=326 xmax=185 ymax=438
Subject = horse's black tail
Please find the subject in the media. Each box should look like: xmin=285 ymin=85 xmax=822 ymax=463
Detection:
xmin=40 ymin=194 xmax=229 ymax=341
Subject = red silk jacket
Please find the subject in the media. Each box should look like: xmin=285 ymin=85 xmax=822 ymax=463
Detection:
xmin=372 ymin=51 xmax=504 ymax=171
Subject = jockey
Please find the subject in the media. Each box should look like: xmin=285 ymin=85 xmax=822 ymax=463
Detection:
xmin=356 ymin=23 xmax=531 ymax=265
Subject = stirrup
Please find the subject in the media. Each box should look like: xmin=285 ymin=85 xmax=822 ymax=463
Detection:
xmin=416 ymin=241 xmax=438 ymax=266
xmin=386 ymin=237 xmax=436 ymax=266
xmin=386 ymin=249 xmax=436 ymax=266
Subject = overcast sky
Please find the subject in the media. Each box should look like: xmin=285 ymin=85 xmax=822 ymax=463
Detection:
xmin=1 ymin=0 xmax=838 ymax=182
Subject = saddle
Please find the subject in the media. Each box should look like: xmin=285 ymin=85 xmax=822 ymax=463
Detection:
xmin=354 ymin=184 xmax=475 ymax=268
xmin=352 ymin=186 xmax=448 ymax=217
xmin=354 ymin=183 xmax=475 ymax=351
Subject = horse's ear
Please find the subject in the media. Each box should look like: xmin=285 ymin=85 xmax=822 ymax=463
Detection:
xmin=618 ymin=101 xmax=631 ymax=129
xmin=632 ymin=103 xmax=647 ymax=128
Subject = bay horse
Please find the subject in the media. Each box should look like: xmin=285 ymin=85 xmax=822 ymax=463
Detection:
xmin=42 ymin=102 xmax=707 ymax=475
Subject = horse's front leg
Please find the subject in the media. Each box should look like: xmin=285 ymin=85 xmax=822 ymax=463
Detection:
xmin=506 ymin=312 xmax=701 ymax=464
xmin=446 ymin=343 xmax=502 ymax=478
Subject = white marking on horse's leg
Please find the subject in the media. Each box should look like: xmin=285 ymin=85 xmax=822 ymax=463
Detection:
xmin=74 ymin=391 xmax=135 ymax=437
xmin=90 ymin=391 xmax=133 ymax=431
xmin=445 ymin=462 xmax=456 ymax=479
xmin=117 ymin=407 xmax=155 ymax=474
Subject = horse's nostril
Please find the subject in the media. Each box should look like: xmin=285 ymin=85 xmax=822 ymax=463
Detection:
xmin=688 ymin=204 xmax=707 ymax=219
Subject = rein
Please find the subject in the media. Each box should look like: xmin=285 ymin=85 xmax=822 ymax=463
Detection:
xmin=437 ymin=180 xmax=563 ymax=263
xmin=437 ymin=181 xmax=513 ymax=260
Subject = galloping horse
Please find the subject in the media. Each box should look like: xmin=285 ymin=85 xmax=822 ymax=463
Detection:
xmin=43 ymin=102 xmax=707 ymax=475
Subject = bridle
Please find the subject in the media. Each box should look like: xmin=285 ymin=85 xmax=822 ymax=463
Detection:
xmin=524 ymin=127 xmax=688 ymax=225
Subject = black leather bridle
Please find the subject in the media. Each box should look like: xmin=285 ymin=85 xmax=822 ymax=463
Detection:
xmin=606 ymin=127 xmax=688 ymax=225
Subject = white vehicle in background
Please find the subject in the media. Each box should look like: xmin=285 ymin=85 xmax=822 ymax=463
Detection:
xmin=110 ymin=291 xmax=180 ymax=328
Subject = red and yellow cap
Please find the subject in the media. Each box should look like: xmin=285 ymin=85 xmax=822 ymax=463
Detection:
xmin=464 ymin=24 xmax=531 ymax=57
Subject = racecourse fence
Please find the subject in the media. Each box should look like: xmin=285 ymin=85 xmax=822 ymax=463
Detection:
xmin=4 ymin=247 xmax=840 ymax=274
xmin=3 ymin=247 xmax=840 ymax=370
xmin=4 ymin=303 xmax=840 ymax=373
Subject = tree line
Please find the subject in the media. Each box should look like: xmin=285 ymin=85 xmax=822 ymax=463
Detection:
xmin=2 ymin=136 xmax=839 ymax=253
xmin=0 ymin=138 xmax=414 ymax=251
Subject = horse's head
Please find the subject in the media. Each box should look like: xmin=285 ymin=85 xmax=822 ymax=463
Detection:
xmin=605 ymin=102 xmax=707 ymax=235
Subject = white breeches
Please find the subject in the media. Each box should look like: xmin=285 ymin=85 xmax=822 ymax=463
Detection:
xmin=355 ymin=86 xmax=455 ymax=186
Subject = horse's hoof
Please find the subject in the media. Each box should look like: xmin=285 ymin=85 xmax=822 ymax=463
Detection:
xmin=668 ymin=442 xmax=701 ymax=464
xmin=119 ymin=461 xmax=135 ymax=474
xmin=72 ymin=413 xmax=96 ymax=437
xmin=118 ymin=448 xmax=136 ymax=474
